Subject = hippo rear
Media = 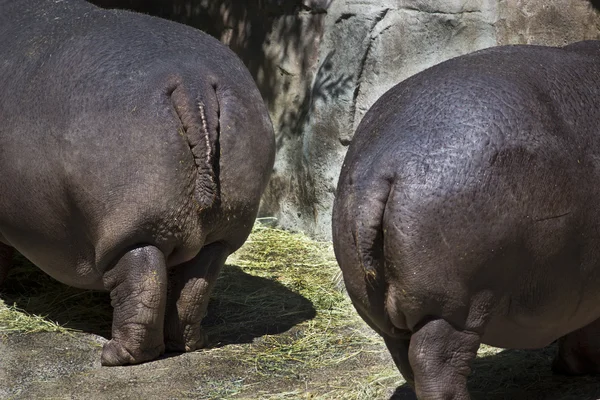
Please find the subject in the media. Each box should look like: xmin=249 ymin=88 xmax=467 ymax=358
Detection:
xmin=333 ymin=41 xmax=600 ymax=399
xmin=0 ymin=0 xmax=275 ymax=366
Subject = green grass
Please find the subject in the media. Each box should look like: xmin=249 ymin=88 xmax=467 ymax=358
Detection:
xmin=0 ymin=303 xmax=68 ymax=333
xmin=206 ymin=222 xmax=402 ymax=398
xmin=225 ymin=223 xmax=376 ymax=369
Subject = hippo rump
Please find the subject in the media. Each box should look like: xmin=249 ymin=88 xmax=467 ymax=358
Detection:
xmin=0 ymin=0 xmax=275 ymax=366
xmin=332 ymin=41 xmax=600 ymax=398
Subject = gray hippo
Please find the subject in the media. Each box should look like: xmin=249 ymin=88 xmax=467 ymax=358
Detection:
xmin=332 ymin=41 xmax=600 ymax=399
xmin=0 ymin=0 xmax=275 ymax=366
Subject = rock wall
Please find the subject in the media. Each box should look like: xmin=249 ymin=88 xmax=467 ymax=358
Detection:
xmin=92 ymin=0 xmax=600 ymax=239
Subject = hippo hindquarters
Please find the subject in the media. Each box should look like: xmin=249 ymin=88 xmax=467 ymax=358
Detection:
xmin=333 ymin=41 xmax=600 ymax=397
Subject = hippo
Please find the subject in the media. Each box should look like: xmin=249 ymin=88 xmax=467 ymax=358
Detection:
xmin=332 ymin=41 xmax=600 ymax=399
xmin=0 ymin=0 xmax=275 ymax=366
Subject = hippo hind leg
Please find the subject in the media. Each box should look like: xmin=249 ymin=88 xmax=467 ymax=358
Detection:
xmin=553 ymin=318 xmax=600 ymax=375
xmin=409 ymin=318 xmax=481 ymax=400
xmin=383 ymin=336 xmax=414 ymax=387
xmin=164 ymin=241 xmax=229 ymax=352
xmin=101 ymin=245 xmax=168 ymax=366
xmin=0 ymin=242 xmax=14 ymax=286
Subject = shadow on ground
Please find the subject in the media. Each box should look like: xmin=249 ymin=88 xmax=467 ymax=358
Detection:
xmin=390 ymin=345 xmax=600 ymax=400
xmin=0 ymin=255 xmax=316 ymax=345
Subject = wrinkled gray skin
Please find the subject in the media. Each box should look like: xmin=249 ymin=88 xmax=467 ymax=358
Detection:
xmin=0 ymin=0 xmax=275 ymax=366
xmin=333 ymin=41 xmax=600 ymax=399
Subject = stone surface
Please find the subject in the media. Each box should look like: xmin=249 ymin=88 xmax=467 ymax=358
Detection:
xmin=91 ymin=0 xmax=600 ymax=239
xmin=497 ymin=0 xmax=600 ymax=45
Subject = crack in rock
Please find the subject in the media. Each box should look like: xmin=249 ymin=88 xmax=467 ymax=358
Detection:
xmin=349 ymin=8 xmax=390 ymax=136
xmin=400 ymin=6 xmax=482 ymax=16
xmin=335 ymin=12 xmax=356 ymax=24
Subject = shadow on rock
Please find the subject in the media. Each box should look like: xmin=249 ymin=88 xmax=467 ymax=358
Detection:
xmin=0 ymin=255 xmax=316 ymax=346
xmin=389 ymin=345 xmax=600 ymax=400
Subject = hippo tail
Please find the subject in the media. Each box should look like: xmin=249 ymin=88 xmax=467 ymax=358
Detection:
xmin=168 ymin=79 xmax=220 ymax=211
xmin=355 ymin=177 xmax=392 ymax=282
xmin=335 ymin=166 xmax=393 ymax=282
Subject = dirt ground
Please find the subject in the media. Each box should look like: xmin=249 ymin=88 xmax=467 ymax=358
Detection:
xmin=0 ymin=329 xmax=393 ymax=399
xmin=1 ymin=225 xmax=599 ymax=400
xmin=2 ymin=328 xmax=600 ymax=399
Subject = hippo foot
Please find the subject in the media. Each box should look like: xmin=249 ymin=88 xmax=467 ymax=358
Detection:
xmin=165 ymin=328 xmax=208 ymax=353
xmin=101 ymin=339 xmax=165 ymax=366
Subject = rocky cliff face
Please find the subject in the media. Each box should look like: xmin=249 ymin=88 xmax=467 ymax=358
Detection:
xmin=92 ymin=0 xmax=600 ymax=238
